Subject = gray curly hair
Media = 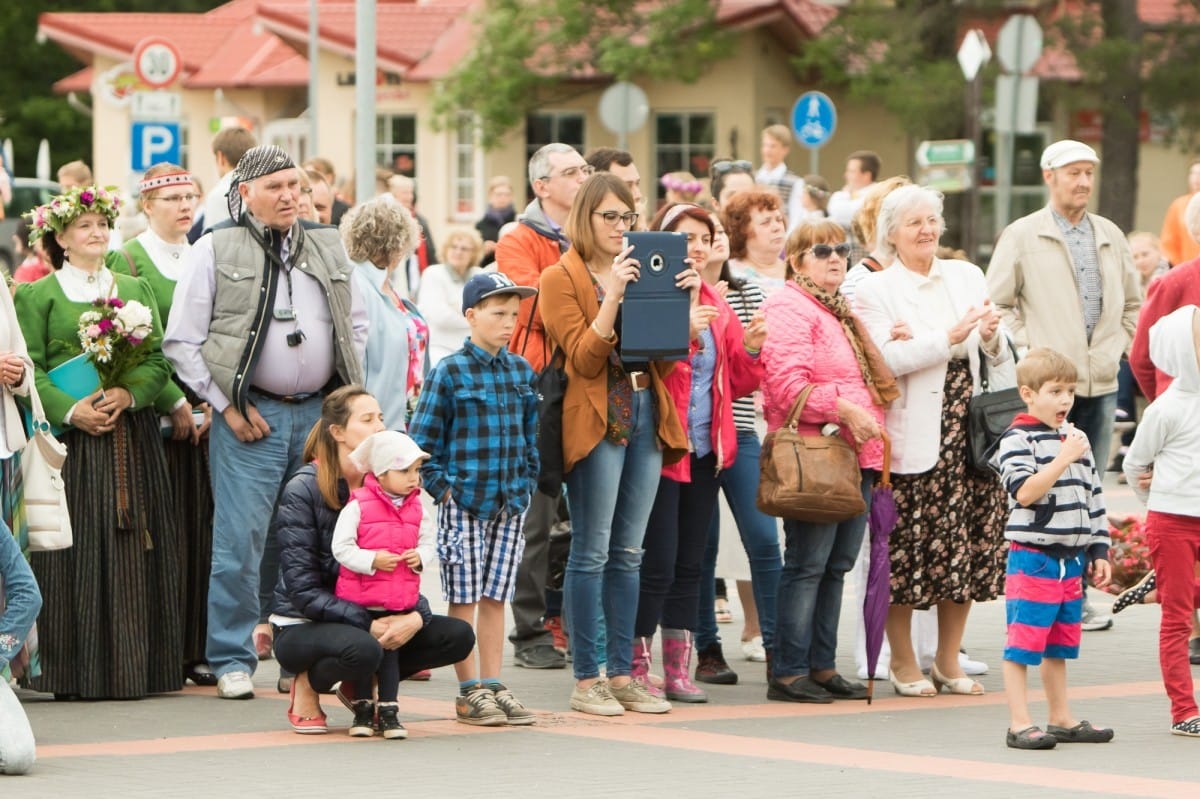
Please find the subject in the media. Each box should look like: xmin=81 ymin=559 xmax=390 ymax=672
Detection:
xmin=339 ymin=195 xmax=421 ymax=268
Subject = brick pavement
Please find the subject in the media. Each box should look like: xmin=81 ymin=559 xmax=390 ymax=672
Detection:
xmin=11 ymin=472 xmax=1198 ymax=798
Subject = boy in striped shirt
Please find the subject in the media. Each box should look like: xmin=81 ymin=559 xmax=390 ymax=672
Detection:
xmin=409 ymin=272 xmax=540 ymax=727
xmin=994 ymin=347 xmax=1113 ymax=750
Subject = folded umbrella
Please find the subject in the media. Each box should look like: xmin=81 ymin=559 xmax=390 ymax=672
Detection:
xmin=864 ymin=431 xmax=896 ymax=705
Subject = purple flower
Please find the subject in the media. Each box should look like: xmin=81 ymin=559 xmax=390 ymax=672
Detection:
xmin=97 ymin=318 xmax=115 ymax=333
xmin=80 ymin=190 xmax=95 ymax=205
xmin=108 ymin=297 xmax=125 ymax=309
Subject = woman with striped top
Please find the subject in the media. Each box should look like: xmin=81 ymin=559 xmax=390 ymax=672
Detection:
xmin=692 ymin=212 xmax=783 ymax=686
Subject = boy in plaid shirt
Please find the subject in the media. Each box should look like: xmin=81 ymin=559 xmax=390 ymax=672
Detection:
xmin=409 ymin=272 xmax=540 ymax=726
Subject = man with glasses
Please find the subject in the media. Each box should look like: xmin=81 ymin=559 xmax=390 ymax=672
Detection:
xmin=496 ymin=142 xmax=593 ymax=670
xmin=586 ymin=148 xmax=644 ymax=222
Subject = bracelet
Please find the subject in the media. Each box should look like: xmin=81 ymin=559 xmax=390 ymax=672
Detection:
xmin=744 ymin=344 xmax=761 ymax=356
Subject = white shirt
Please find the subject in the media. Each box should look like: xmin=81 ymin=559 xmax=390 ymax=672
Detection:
xmin=135 ymin=229 xmax=190 ymax=282
xmin=203 ymin=172 xmax=234 ymax=231
xmin=416 ymin=263 xmax=481 ymax=366
xmin=55 ymin=261 xmax=115 ymax=303
xmin=827 ymin=183 xmax=875 ymax=229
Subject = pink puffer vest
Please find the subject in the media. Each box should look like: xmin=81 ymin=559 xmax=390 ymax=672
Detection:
xmin=334 ymin=473 xmax=423 ymax=612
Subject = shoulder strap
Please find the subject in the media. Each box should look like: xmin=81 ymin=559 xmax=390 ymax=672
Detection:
xmin=783 ymin=385 xmax=816 ymax=430
xmin=977 ymin=336 xmax=1021 ymax=392
xmin=122 ymin=248 xmax=138 ymax=277
xmin=519 ymin=287 xmax=539 ymax=359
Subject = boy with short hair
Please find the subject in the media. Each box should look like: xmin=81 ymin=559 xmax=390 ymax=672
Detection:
xmin=1123 ymin=305 xmax=1200 ymax=737
xmin=408 ymin=272 xmax=540 ymax=726
xmin=994 ymin=347 xmax=1114 ymax=750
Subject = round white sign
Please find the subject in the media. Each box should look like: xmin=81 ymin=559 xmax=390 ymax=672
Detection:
xmin=599 ymin=82 xmax=649 ymax=135
xmin=134 ymin=37 xmax=182 ymax=89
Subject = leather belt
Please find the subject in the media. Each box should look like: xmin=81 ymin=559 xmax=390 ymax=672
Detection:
xmin=249 ymin=386 xmax=323 ymax=404
xmin=627 ymin=371 xmax=651 ymax=392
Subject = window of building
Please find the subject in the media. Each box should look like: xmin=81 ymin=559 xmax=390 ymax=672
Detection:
xmin=525 ymin=112 xmax=586 ymax=165
xmin=377 ymin=114 xmax=417 ymax=176
xmin=653 ymin=112 xmax=715 ymax=203
xmin=452 ymin=113 xmax=484 ymax=220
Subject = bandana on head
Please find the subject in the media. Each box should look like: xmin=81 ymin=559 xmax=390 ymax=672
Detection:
xmin=138 ymin=171 xmax=193 ymax=196
xmin=227 ymin=145 xmax=297 ymax=221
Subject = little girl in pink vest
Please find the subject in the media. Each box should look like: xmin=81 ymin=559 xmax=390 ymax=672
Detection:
xmin=332 ymin=430 xmax=433 ymax=739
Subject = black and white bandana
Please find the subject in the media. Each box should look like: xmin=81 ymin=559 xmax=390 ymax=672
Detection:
xmin=227 ymin=145 xmax=297 ymax=220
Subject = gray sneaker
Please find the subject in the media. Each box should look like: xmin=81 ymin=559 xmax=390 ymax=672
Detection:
xmin=569 ymin=680 xmax=624 ymax=716
xmin=609 ymin=679 xmax=671 ymax=714
xmin=514 ymin=644 xmax=566 ymax=669
xmin=1081 ymin=601 xmax=1113 ymax=632
xmin=455 ymin=686 xmax=507 ymax=726
xmin=491 ymin=683 xmax=537 ymax=725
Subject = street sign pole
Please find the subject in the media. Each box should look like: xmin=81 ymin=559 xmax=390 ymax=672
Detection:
xmin=965 ymin=71 xmax=982 ymax=259
xmin=994 ymin=15 xmax=1043 ymax=241
xmin=354 ymin=0 xmax=376 ymax=208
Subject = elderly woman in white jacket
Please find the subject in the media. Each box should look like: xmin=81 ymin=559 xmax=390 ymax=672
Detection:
xmin=854 ymin=185 xmax=1013 ymax=699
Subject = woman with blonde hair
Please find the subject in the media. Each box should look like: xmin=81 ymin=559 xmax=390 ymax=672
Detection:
xmin=418 ymin=227 xmax=484 ymax=366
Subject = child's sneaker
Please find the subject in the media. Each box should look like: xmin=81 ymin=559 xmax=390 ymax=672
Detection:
xmin=455 ymin=685 xmax=507 ymax=726
xmin=1171 ymin=717 xmax=1200 ymax=737
xmin=348 ymin=700 xmax=375 ymax=737
xmin=376 ymin=703 xmax=408 ymax=740
xmin=490 ymin=683 xmax=537 ymax=725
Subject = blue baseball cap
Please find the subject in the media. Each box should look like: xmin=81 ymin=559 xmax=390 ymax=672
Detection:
xmin=461 ymin=271 xmax=537 ymax=314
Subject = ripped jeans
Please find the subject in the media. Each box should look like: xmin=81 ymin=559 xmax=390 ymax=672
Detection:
xmin=563 ymin=390 xmax=663 ymax=680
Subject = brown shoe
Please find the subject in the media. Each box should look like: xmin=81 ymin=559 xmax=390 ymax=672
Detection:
xmin=694 ymin=642 xmax=738 ymax=685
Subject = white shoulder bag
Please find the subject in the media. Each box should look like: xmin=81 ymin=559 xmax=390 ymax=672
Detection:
xmin=21 ymin=380 xmax=71 ymax=552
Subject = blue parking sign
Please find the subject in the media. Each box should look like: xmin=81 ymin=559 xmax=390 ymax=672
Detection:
xmin=791 ymin=92 xmax=837 ymax=149
xmin=131 ymin=122 xmax=180 ymax=171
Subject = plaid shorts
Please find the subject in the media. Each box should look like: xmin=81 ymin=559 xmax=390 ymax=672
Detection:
xmin=1004 ymin=543 xmax=1084 ymax=666
xmin=436 ymin=495 xmax=527 ymax=605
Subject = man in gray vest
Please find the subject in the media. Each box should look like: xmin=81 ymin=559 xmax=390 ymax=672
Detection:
xmin=165 ymin=145 xmax=368 ymax=699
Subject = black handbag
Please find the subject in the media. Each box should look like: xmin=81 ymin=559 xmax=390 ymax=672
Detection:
xmin=967 ymin=340 xmax=1023 ymax=474
xmin=520 ymin=286 xmax=567 ymax=497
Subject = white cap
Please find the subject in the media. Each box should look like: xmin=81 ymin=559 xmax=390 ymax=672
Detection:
xmin=1040 ymin=139 xmax=1099 ymax=170
xmin=349 ymin=430 xmax=429 ymax=476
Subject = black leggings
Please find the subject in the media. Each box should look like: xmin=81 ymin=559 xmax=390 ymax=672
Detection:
xmin=273 ymin=616 xmax=475 ymax=698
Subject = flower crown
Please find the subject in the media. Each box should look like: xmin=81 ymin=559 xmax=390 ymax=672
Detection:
xmin=27 ymin=185 xmax=122 ymax=246
xmin=660 ymin=174 xmax=704 ymax=196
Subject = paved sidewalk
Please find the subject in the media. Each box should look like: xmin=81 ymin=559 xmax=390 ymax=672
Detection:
xmin=13 ymin=472 xmax=1196 ymax=798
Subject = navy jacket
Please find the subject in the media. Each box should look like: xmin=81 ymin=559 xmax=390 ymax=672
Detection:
xmin=271 ymin=464 xmax=433 ymax=628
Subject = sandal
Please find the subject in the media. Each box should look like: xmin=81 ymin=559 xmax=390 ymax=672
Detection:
xmin=930 ymin=663 xmax=984 ymax=696
xmin=1171 ymin=716 xmax=1200 ymax=737
xmin=715 ymin=600 xmax=733 ymax=624
xmin=1006 ymin=726 xmax=1057 ymax=750
xmin=1113 ymin=571 xmax=1155 ymax=614
xmin=889 ymin=670 xmax=937 ymax=697
xmin=1046 ymin=720 xmax=1114 ymax=743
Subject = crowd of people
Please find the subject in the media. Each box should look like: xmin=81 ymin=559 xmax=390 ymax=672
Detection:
xmin=2 ymin=123 xmax=1200 ymax=773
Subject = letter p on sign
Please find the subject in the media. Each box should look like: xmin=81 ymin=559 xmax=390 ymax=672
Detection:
xmin=131 ymin=122 xmax=181 ymax=171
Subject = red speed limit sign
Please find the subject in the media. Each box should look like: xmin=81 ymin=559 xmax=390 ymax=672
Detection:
xmin=133 ymin=37 xmax=182 ymax=89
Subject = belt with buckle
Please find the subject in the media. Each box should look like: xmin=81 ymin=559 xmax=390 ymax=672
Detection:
xmin=249 ymin=386 xmax=323 ymax=404
xmin=627 ymin=371 xmax=651 ymax=392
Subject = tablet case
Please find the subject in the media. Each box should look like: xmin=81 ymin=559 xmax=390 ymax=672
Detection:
xmin=619 ymin=231 xmax=690 ymax=361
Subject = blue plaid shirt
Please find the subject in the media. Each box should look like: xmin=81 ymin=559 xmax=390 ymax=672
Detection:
xmin=408 ymin=339 xmax=539 ymax=520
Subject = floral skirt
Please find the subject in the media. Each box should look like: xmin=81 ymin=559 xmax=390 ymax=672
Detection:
xmin=888 ymin=360 xmax=1008 ymax=609
xmin=24 ymin=409 xmax=183 ymax=699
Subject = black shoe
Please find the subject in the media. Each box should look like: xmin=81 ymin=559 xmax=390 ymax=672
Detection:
xmin=694 ymin=642 xmax=739 ymax=685
xmin=1191 ymin=638 xmax=1200 ymax=666
xmin=811 ymin=673 xmax=869 ymax=700
xmin=766 ymin=676 xmax=834 ymax=704
xmin=513 ymin=644 xmax=566 ymax=669
xmin=349 ymin=700 xmax=376 ymax=737
xmin=184 ymin=662 xmax=218 ymax=687
xmin=376 ymin=703 xmax=408 ymax=740
xmin=1112 ymin=571 xmax=1155 ymax=614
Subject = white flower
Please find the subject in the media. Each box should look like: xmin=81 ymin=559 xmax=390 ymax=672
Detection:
xmin=113 ymin=300 xmax=154 ymax=340
xmin=79 ymin=311 xmax=101 ymax=324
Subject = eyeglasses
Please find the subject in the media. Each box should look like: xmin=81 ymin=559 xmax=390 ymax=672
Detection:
xmin=540 ymin=164 xmax=595 ymax=181
xmin=806 ymin=243 xmax=852 ymax=260
xmin=593 ymin=210 xmax=639 ymax=228
xmin=710 ymin=159 xmax=753 ymax=177
xmin=152 ymin=193 xmax=200 ymax=204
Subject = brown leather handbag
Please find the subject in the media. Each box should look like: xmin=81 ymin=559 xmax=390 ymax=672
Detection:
xmin=756 ymin=385 xmax=867 ymax=523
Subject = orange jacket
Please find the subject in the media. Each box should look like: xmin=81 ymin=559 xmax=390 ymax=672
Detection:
xmin=1160 ymin=192 xmax=1199 ymax=266
xmin=495 ymin=201 xmax=566 ymax=373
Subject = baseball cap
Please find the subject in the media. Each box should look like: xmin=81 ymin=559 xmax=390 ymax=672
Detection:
xmin=1040 ymin=139 xmax=1100 ymax=170
xmin=349 ymin=430 xmax=430 ymax=477
xmin=461 ymin=271 xmax=537 ymax=314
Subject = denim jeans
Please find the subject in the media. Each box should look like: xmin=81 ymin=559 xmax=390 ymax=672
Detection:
xmin=1068 ymin=391 xmax=1117 ymax=478
xmin=636 ymin=453 xmax=721 ymax=635
xmin=773 ymin=470 xmax=872 ymax=679
xmin=563 ymin=390 xmax=663 ymax=680
xmin=206 ymin=395 xmax=322 ymax=676
xmin=696 ymin=429 xmax=782 ymax=652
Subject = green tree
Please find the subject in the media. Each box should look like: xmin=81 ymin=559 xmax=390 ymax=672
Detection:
xmin=0 ymin=1 xmax=222 ymax=175
xmin=432 ymin=0 xmax=732 ymax=149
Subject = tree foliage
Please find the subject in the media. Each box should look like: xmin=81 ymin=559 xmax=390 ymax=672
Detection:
xmin=0 ymin=1 xmax=222 ymax=175
xmin=432 ymin=0 xmax=733 ymax=149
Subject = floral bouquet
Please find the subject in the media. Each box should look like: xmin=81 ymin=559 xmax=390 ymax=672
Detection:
xmin=77 ymin=297 xmax=156 ymax=388
xmin=1106 ymin=513 xmax=1152 ymax=594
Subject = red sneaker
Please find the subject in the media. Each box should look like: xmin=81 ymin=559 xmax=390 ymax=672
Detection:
xmin=545 ymin=616 xmax=568 ymax=654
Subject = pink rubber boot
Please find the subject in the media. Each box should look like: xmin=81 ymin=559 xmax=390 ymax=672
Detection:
xmin=661 ymin=628 xmax=708 ymax=703
xmin=631 ymin=635 xmax=665 ymax=697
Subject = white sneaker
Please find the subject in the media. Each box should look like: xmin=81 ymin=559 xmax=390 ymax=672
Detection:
xmin=741 ymin=636 xmax=766 ymax=662
xmin=958 ymin=651 xmax=989 ymax=676
xmin=216 ymin=670 xmax=255 ymax=699
xmin=1081 ymin=601 xmax=1113 ymax=632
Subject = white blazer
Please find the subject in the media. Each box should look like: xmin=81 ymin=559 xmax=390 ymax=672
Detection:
xmin=854 ymin=258 xmax=1015 ymax=474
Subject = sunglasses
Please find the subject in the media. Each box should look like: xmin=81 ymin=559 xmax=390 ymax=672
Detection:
xmin=807 ymin=243 xmax=852 ymax=259
xmin=710 ymin=159 xmax=753 ymax=177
